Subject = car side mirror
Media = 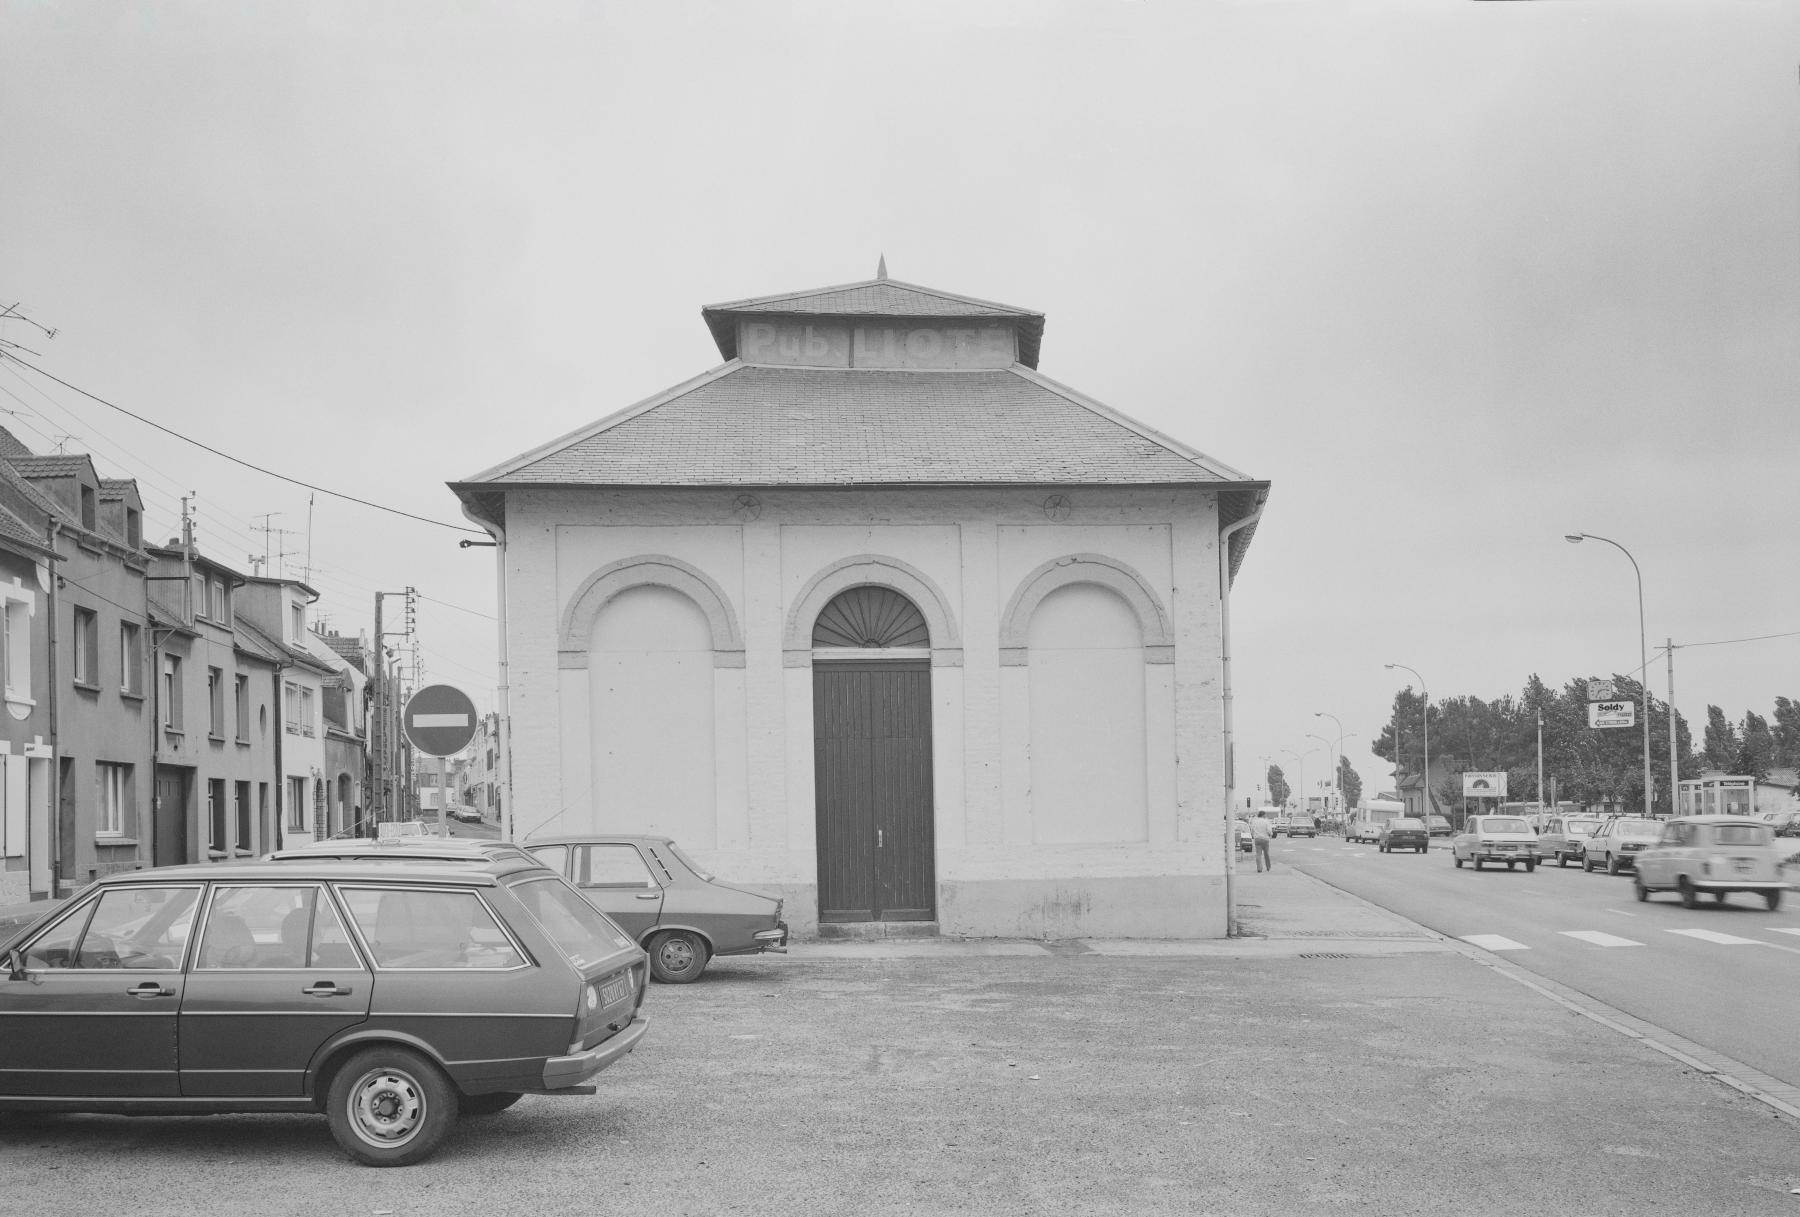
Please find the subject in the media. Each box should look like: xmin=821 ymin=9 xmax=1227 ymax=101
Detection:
xmin=5 ymin=947 xmax=26 ymax=981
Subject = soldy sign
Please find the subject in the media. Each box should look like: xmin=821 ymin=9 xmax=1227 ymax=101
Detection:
xmin=1588 ymin=700 xmax=1635 ymax=729
xmin=1462 ymin=772 xmax=1508 ymax=798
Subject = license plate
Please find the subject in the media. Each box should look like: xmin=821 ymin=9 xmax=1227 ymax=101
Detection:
xmin=598 ymin=975 xmax=633 ymax=1008
xmin=1734 ymin=859 xmax=1756 ymax=874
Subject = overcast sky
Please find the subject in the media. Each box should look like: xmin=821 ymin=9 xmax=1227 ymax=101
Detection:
xmin=3 ymin=1 xmax=1796 ymax=804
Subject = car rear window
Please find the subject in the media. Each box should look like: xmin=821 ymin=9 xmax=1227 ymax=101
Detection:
xmin=509 ymin=875 xmax=637 ymax=969
xmin=1614 ymin=819 xmax=1659 ymax=835
xmin=1389 ymin=819 xmax=1424 ymax=830
xmin=1715 ymin=825 xmax=1771 ymax=846
xmin=1482 ymin=818 xmax=1530 ymax=833
xmin=338 ymin=887 xmax=526 ymax=970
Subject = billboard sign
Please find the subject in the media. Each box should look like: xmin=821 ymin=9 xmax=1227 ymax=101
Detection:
xmin=1588 ymin=700 xmax=1635 ymax=729
xmin=1462 ymin=771 xmax=1508 ymax=798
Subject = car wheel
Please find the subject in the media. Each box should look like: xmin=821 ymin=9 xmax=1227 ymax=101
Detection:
xmin=1418 ymin=846 xmax=1427 ymax=854
xmin=1453 ymin=854 xmax=1463 ymax=868
xmin=648 ymin=930 xmax=710 ymax=984
xmin=1473 ymin=858 xmax=1483 ymax=871
xmin=326 ymin=1047 xmax=458 ymax=1167
xmin=1582 ymin=855 xmax=1595 ymax=873
xmin=1556 ymin=853 xmax=1568 ymax=868
xmin=1525 ymin=860 xmax=1537 ymax=873
xmin=1633 ymin=875 xmax=1649 ymax=903
xmin=459 ymin=1091 xmax=523 ymax=1117
xmin=1678 ymin=876 xmax=1698 ymax=909
xmin=1606 ymin=855 xmax=1622 ymax=876
xmin=1767 ymin=889 xmax=1784 ymax=912
xmin=1714 ymin=891 xmax=1728 ymax=905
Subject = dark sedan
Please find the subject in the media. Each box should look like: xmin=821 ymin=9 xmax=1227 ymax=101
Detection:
xmin=525 ymin=835 xmax=788 ymax=984
xmin=1378 ymin=817 xmax=1430 ymax=854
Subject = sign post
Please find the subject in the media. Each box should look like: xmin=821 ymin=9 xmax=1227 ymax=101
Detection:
xmin=402 ymin=685 xmax=480 ymax=839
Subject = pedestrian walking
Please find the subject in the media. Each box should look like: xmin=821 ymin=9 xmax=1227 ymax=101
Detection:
xmin=1250 ymin=811 xmax=1273 ymax=873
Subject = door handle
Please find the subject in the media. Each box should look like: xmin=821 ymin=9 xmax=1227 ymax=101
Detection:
xmin=635 ymin=892 xmax=661 ymax=900
xmin=302 ymin=981 xmax=351 ymax=997
xmin=126 ymin=982 xmax=174 ymax=999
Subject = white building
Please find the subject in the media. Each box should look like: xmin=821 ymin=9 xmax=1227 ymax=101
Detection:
xmin=235 ymin=577 xmax=331 ymax=847
xmin=453 ymin=271 xmax=1268 ymax=938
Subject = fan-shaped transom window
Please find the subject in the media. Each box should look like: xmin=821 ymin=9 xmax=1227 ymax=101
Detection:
xmin=812 ymin=585 xmax=930 ymax=649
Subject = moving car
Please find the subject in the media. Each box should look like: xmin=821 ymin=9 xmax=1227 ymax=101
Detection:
xmin=1377 ymin=817 xmax=1429 ymax=854
xmin=1275 ymin=815 xmax=1317 ymax=839
xmin=1451 ymin=815 xmax=1539 ymax=872
xmin=0 ymin=856 xmax=648 ymax=1166
xmin=1233 ymin=820 xmax=1254 ymax=853
xmin=1423 ymin=815 xmax=1454 ymax=838
xmin=525 ymin=835 xmax=788 ymax=984
xmin=1582 ymin=817 xmax=1662 ymax=874
xmin=449 ymin=807 xmax=484 ymax=824
xmin=1536 ymin=814 xmax=1603 ymax=867
xmin=1633 ymin=815 xmax=1794 ymax=910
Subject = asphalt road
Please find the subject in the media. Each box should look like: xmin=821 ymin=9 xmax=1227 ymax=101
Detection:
xmin=1281 ymin=834 xmax=1800 ymax=1091
xmin=6 ymin=946 xmax=1799 ymax=1216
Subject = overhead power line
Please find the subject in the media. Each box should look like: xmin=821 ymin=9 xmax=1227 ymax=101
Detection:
xmin=1 ymin=352 xmax=483 ymax=535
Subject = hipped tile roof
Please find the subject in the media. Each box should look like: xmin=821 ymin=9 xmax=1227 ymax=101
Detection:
xmin=464 ymin=366 xmax=1249 ymax=488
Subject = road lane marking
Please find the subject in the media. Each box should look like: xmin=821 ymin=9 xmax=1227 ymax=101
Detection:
xmin=1558 ymin=931 xmax=1643 ymax=947
xmin=1461 ymin=934 xmax=1530 ymax=951
xmin=1766 ymin=928 xmax=1800 ymax=938
xmin=1665 ymin=929 xmax=1762 ymax=945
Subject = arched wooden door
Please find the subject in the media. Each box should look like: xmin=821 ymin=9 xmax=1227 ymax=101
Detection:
xmin=812 ymin=586 xmax=935 ymax=923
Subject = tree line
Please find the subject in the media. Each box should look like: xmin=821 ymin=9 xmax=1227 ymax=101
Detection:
xmin=1363 ymin=675 xmax=1799 ymax=815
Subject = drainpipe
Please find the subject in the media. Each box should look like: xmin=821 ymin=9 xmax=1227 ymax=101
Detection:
xmin=271 ymin=659 xmax=288 ymax=851
xmin=1218 ymin=499 xmax=1266 ymax=937
xmin=45 ymin=520 xmax=61 ymax=895
xmin=493 ymin=529 xmax=511 ymax=842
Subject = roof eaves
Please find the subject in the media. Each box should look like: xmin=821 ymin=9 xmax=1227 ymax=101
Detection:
xmin=1006 ymin=366 xmax=1256 ymax=482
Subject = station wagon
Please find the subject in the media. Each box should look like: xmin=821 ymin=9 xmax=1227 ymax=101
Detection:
xmin=0 ymin=857 xmax=648 ymax=1166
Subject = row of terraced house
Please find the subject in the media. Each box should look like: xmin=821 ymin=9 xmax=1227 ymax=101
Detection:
xmin=0 ymin=427 xmax=374 ymax=906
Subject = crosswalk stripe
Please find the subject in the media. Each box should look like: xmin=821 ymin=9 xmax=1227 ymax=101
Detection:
xmin=1461 ymin=934 xmax=1530 ymax=951
xmin=1766 ymin=928 xmax=1800 ymax=939
xmin=1558 ymin=931 xmax=1643 ymax=947
xmin=1665 ymin=928 xmax=1762 ymax=945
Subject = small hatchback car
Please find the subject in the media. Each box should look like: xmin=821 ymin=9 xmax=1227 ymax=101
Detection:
xmin=1378 ymin=817 xmax=1429 ymax=854
xmin=1582 ymin=817 xmax=1663 ymax=874
xmin=0 ymin=857 xmax=648 ymax=1166
xmin=1452 ymin=815 xmax=1540 ymax=872
xmin=525 ymin=835 xmax=788 ymax=984
xmin=1633 ymin=816 xmax=1794 ymax=910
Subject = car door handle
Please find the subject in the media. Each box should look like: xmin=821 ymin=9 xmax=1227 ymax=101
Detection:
xmin=302 ymin=981 xmax=352 ymax=997
xmin=635 ymin=892 xmax=661 ymax=900
xmin=126 ymin=982 xmax=174 ymax=999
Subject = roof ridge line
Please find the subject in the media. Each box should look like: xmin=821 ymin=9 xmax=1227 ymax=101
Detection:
xmin=1007 ymin=366 xmax=1255 ymax=482
xmin=458 ymin=361 xmax=745 ymax=484
xmin=702 ymin=276 xmax=1041 ymax=318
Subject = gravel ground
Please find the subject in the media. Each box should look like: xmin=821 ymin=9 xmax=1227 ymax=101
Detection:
xmin=7 ymin=947 xmax=1799 ymax=1217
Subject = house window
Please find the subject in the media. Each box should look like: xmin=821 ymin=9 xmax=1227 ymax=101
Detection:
xmin=287 ymin=775 xmax=307 ymax=831
xmin=96 ymin=762 xmax=131 ymax=837
xmin=234 ymin=673 xmax=250 ymax=740
xmin=162 ymin=655 xmax=183 ymax=731
xmin=207 ymin=778 xmax=227 ymax=855
xmin=1 ymin=585 xmax=32 ymax=704
xmin=120 ymin=622 xmax=143 ymax=695
xmin=284 ymin=682 xmax=300 ymax=734
xmin=235 ymin=781 xmax=252 ymax=853
xmin=125 ymin=507 xmax=141 ymax=549
xmin=79 ymin=485 xmax=96 ymax=531
xmin=211 ymin=579 xmax=228 ymax=623
xmin=72 ymin=606 xmax=98 ymax=686
xmin=290 ymin=602 xmax=305 ymax=642
xmin=207 ymin=667 xmax=225 ymax=738
xmin=301 ymin=687 xmax=316 ymax=737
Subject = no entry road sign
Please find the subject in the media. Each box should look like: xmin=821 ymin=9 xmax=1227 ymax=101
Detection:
xmin=403 ymin=684 xmax=479 ymax=757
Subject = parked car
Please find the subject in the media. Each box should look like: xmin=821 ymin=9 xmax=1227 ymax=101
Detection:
xmin=1758 ymin=809 xmax=1800 ymax=838
xmin=1634 ymin=815 xmax=1794 ymax=910
xmin=1233 ymin=819 xmax=1254 ymax=852
xmin=0 ymin=857 xmax=648 ymax=1166
xmin=1536 ymin=814 xmax=1604 ymax=867
xmin=1582 ymin=817 xmax=1663 ymax=874
xmin=1423 ymin=815 xmax=1454 ymax=838
xmin=1274 ymin=815 xmax=1317 ymax=839
xmin=524 ymin=835 xmax=788 ymax=984
xmin=1451 ymin=815 xmax=1540 ymax=872
xmin=449 ymin=807 xmax=484 ymax=824
xmin=1377 ymin=817 xmax=1429 ymax=854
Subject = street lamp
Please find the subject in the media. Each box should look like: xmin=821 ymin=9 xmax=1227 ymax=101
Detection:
xmin=1385 ymin=663 xmax=1430 ymax=822
xmin=1566 ymin=532 xmax=1653 ymax=819
xmin=1315 ymin=711 xmax=1344 ymax=822
xmin=1280 ymin=748 xmax=1317 ymax=814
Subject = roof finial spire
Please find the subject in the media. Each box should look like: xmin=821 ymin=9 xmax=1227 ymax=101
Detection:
xmin=876 ymin=254 xmax=888 ymax=281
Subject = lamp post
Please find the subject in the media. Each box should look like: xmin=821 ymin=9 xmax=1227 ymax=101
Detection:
xmin=1314 ymin=711 xmax=1344 ymax=824
xmin=1565 ymin=532 xmax=1653 ymax=819
xmin=1281 ymin=748 xmax=1317 ymax=814
xmin=1385 ymin=663 xmax=1430 ymax=822
xmin=1306 ymin=734 xmax=1335 ymax=819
